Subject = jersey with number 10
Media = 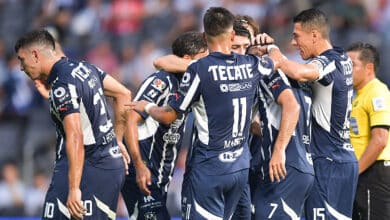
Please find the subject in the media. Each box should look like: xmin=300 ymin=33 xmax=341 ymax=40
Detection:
xmin=46 ymin=57 xmax=123 ymax=169
xmin=309 ymin=47 xmax=356 ymax=162
xmin=169 ymin=52 xmax=274 ymax=175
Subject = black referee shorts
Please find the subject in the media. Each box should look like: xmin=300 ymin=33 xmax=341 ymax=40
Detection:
xmin=353 ymin=160 xmax=390 ymax=220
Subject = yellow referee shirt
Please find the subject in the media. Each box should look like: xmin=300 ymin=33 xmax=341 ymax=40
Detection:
xmin=350 ymin=78 xmax=390 ymax=160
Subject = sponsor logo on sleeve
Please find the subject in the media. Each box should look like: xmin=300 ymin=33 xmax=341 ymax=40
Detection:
xmin=151 ymin=79 xmax=166 ymax=92
xmin=372 ymin=96 xmax=386 ymax=111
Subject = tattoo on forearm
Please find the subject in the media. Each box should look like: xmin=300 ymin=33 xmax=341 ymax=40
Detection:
xmin=163 ymin=106 xmax=174 ymax=113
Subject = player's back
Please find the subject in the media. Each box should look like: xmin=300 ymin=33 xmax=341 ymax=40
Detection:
xmin=170 ymin=52 xmax=274 ymax=175
xmin=131 ymin=70 xmax=186 ymax=189
xmin=257 ymin=71 xmax=314 ymax=180
xmin=309 ymin=47 xmax=356 ymax=162
xmin=47 ymin=58 xmax=123 ymax=169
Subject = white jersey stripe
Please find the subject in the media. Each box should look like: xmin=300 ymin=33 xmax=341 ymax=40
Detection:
xmin=180 ymin=74 xmax=200 ymax=111
xmin=192 ymin=96 xmax=209 ymax=145
xmin=94 ymin=196 xmax=116 ymax=220
xmin=281 ymin=198 xmax=299 ymax=220
xmin=325 ymin=201 xmax=351 ymax=220
xmin=194 ymin=199 xmax=223 ymax=220
xmin=79 ymin=101 xmax=96 ymax=145
xmin=134 ymin=76 xmax=155 ymax=101
xmin=57 ymin=198 xmax=71 ymax=219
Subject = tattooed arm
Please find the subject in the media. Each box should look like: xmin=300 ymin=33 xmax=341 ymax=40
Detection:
xmin=128 ymin=100 xmax=179 ymax=125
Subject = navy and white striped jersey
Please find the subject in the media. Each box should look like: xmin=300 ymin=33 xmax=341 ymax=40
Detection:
xmin=46 ymin=58 xmax=123 ymax=169
xmin=309 ymin=47 xmax=356 ymax=162
xmin=132 ymin=70 xmax=186 ymax=190
xmin=169 ymin=52 xmax=274 ymax=175
xmin=257 ymin=71 xmax=314 ymax=181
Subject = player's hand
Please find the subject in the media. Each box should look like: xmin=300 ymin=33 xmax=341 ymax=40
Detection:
xmin=34 ymin=79 xmax=50 ymax=99
xmin=135 ymin=162 xmax=152 ymax=196
xmin=125 ymin=100 xmax=150 ymax=112
xmin=252 ymin=33 xmax=274 ymax=46
xmin=118 ymin=141 xmax=130 ymax=175
xmin=67 ymin=188 xmax=86 ymax=220
xmin=269 ymin=148 xmax=287 ymax=182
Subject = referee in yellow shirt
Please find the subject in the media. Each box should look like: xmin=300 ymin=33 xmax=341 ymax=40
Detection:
xmin=347 ymin=42 xmax=390 ymax=220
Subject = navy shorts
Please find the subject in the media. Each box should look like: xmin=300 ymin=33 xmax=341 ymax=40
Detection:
xmin=231 ymin=182 xmax=251 ymax=220
xmin=305 ymin=158 xmax=358 ymax=220
xmin=181 ymin=168 xmax=248 ymax=220
xmin=121 ymin=173 xmax=170 ymax=220
xmin=42 ymin=160 xmax=125 ymax=220
xmin=253 ymin=165 xmax=314 ymax=219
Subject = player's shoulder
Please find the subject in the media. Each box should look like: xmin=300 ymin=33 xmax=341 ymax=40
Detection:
xmin=366 ymin=79 xmax=390 ymax=97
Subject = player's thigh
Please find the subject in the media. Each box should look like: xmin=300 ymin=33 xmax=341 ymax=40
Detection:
xmin=136 ymin=184 xmax=170 ymax=220
xmin=354 ymin=161 xmax=390 ymax=220
xmin=81 ymin=164 xmax=125 ymax=219
xmin=231 ymin=182 xmax=251 ymax=220
xmin=181 ymin=169 xmax=247 ymax=220
xmin=121 ymin=174 xmax=142 ymax=217
xmin=305 ymin=159 xmax=358 ymax=220
xmin=254 ymin=166 xmax=314 ymax=219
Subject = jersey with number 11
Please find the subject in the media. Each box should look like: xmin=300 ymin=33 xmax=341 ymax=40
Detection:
xmin=169 ymin=52 xmax=274 ymax=175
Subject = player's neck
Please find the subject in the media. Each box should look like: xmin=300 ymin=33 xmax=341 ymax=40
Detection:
xmin=206 ymin=35 xmax=232 ymax=55
xmin=314 ymin=39 xmax=333 ymax=56
xmin=43 ymin=55 xmax=63 ymax=79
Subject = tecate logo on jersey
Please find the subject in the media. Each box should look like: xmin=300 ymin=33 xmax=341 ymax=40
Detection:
xmin=219 ymin=147 xmax=243 ymax=163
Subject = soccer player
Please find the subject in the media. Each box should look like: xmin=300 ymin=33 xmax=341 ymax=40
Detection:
xmin=15 ymin=29 xmax=131 ymax=220
xmin=267 ymin=8 xmax=358 ymax=219
xmin=347 ymin=42 xmax=390 ymax=220
xmin=121 ymin=31 xmax=208 ymax=220
xmin=128 ymin=7 xmax=281 ymax=219
xmin=252 ymin=71 xmax=315 ymax=219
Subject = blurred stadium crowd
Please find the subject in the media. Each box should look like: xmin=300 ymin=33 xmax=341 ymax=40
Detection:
xmin=0 ymin=0 xmax=389 ymax=217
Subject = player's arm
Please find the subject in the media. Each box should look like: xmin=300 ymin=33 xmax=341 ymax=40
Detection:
xmin=128 ymin=100 xmax=178 ymax=125
xmin=103 ymin=74 xmax=132 ymax=171
xmin=125 ymin=110 xmax=152 ymax=195
xmin=63 ymin=113 xmax=86 ymax=220
xmin=269 ymin=89 xmax=300 ymax=182
xmin=263 ymin=47 xmax=320 ymax=81
xmin=153 ymin=54 xmax=190 ymax=73
xmin=34 ymin=79 xmax=50 ymax=99
xmin=358 ymin=126 xmax=389 ymax=174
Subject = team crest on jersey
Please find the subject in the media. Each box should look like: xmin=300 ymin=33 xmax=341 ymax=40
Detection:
xmin=144 ymin=212 xmax=157 ymax=220
xmin=151 ymin=79 xmax=166 ymax=92
xmin=54 ymin=87 xmax=66 ymax=98
xmin=372 ymin=96 xmax=386 ymax=111
xmin=350 ymin=117 xmax=358 ymax=134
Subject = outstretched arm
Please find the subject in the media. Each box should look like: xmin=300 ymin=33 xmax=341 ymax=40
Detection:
xmin=153 ymin=54 xmax=190 ymax=73
xmin=103 ymin=74 xmax=132 ymax=172
xmin=269 ymin=89 xmax=300 ymax=182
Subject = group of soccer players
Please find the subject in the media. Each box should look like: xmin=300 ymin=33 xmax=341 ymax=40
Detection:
xmin=14 ymin=5 xmax=368 ymax=220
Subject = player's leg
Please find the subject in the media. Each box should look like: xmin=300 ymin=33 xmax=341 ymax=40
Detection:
xmin=181 ymin=168 xmax=246 ymax=220
xmin=231 ymin=182 xmax=251 ymax=220
xmin=353 ymin=161 xmax=390 ymax=220
xmin=81 ymin=162 xmax=126 ymax=220
xmin=305 ymin=158 xmax=358 ymax=220
xmin=136 ymin=183 xmax=171 ymax=220
xmin=224 ymin=169 xmax=249 ymax=220
xmin=253 ymin=166 xmax=314 ymax=219
xmin=42 ymin=162 xmax=71 ymax=220
xmin=121 ymin=173 xmax=142 ymax=218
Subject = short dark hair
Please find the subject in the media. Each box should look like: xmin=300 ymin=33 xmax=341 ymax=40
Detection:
xmin=347 ymin=42 xmax=380 ymax=73
xmin=14 ymin=29 xmax=56 ymax=52
xmin=233 ymin=20 xmax=251 ymax=41
xmin=293 ymin=8 xmax=330 ymax=39
xmin=203 ymin=7 xmax=235 ymax=37
xmin=235 ymin=14 xmax=260 ymax=35
xmin=172 ymin=32 xmax=207 ymax=58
